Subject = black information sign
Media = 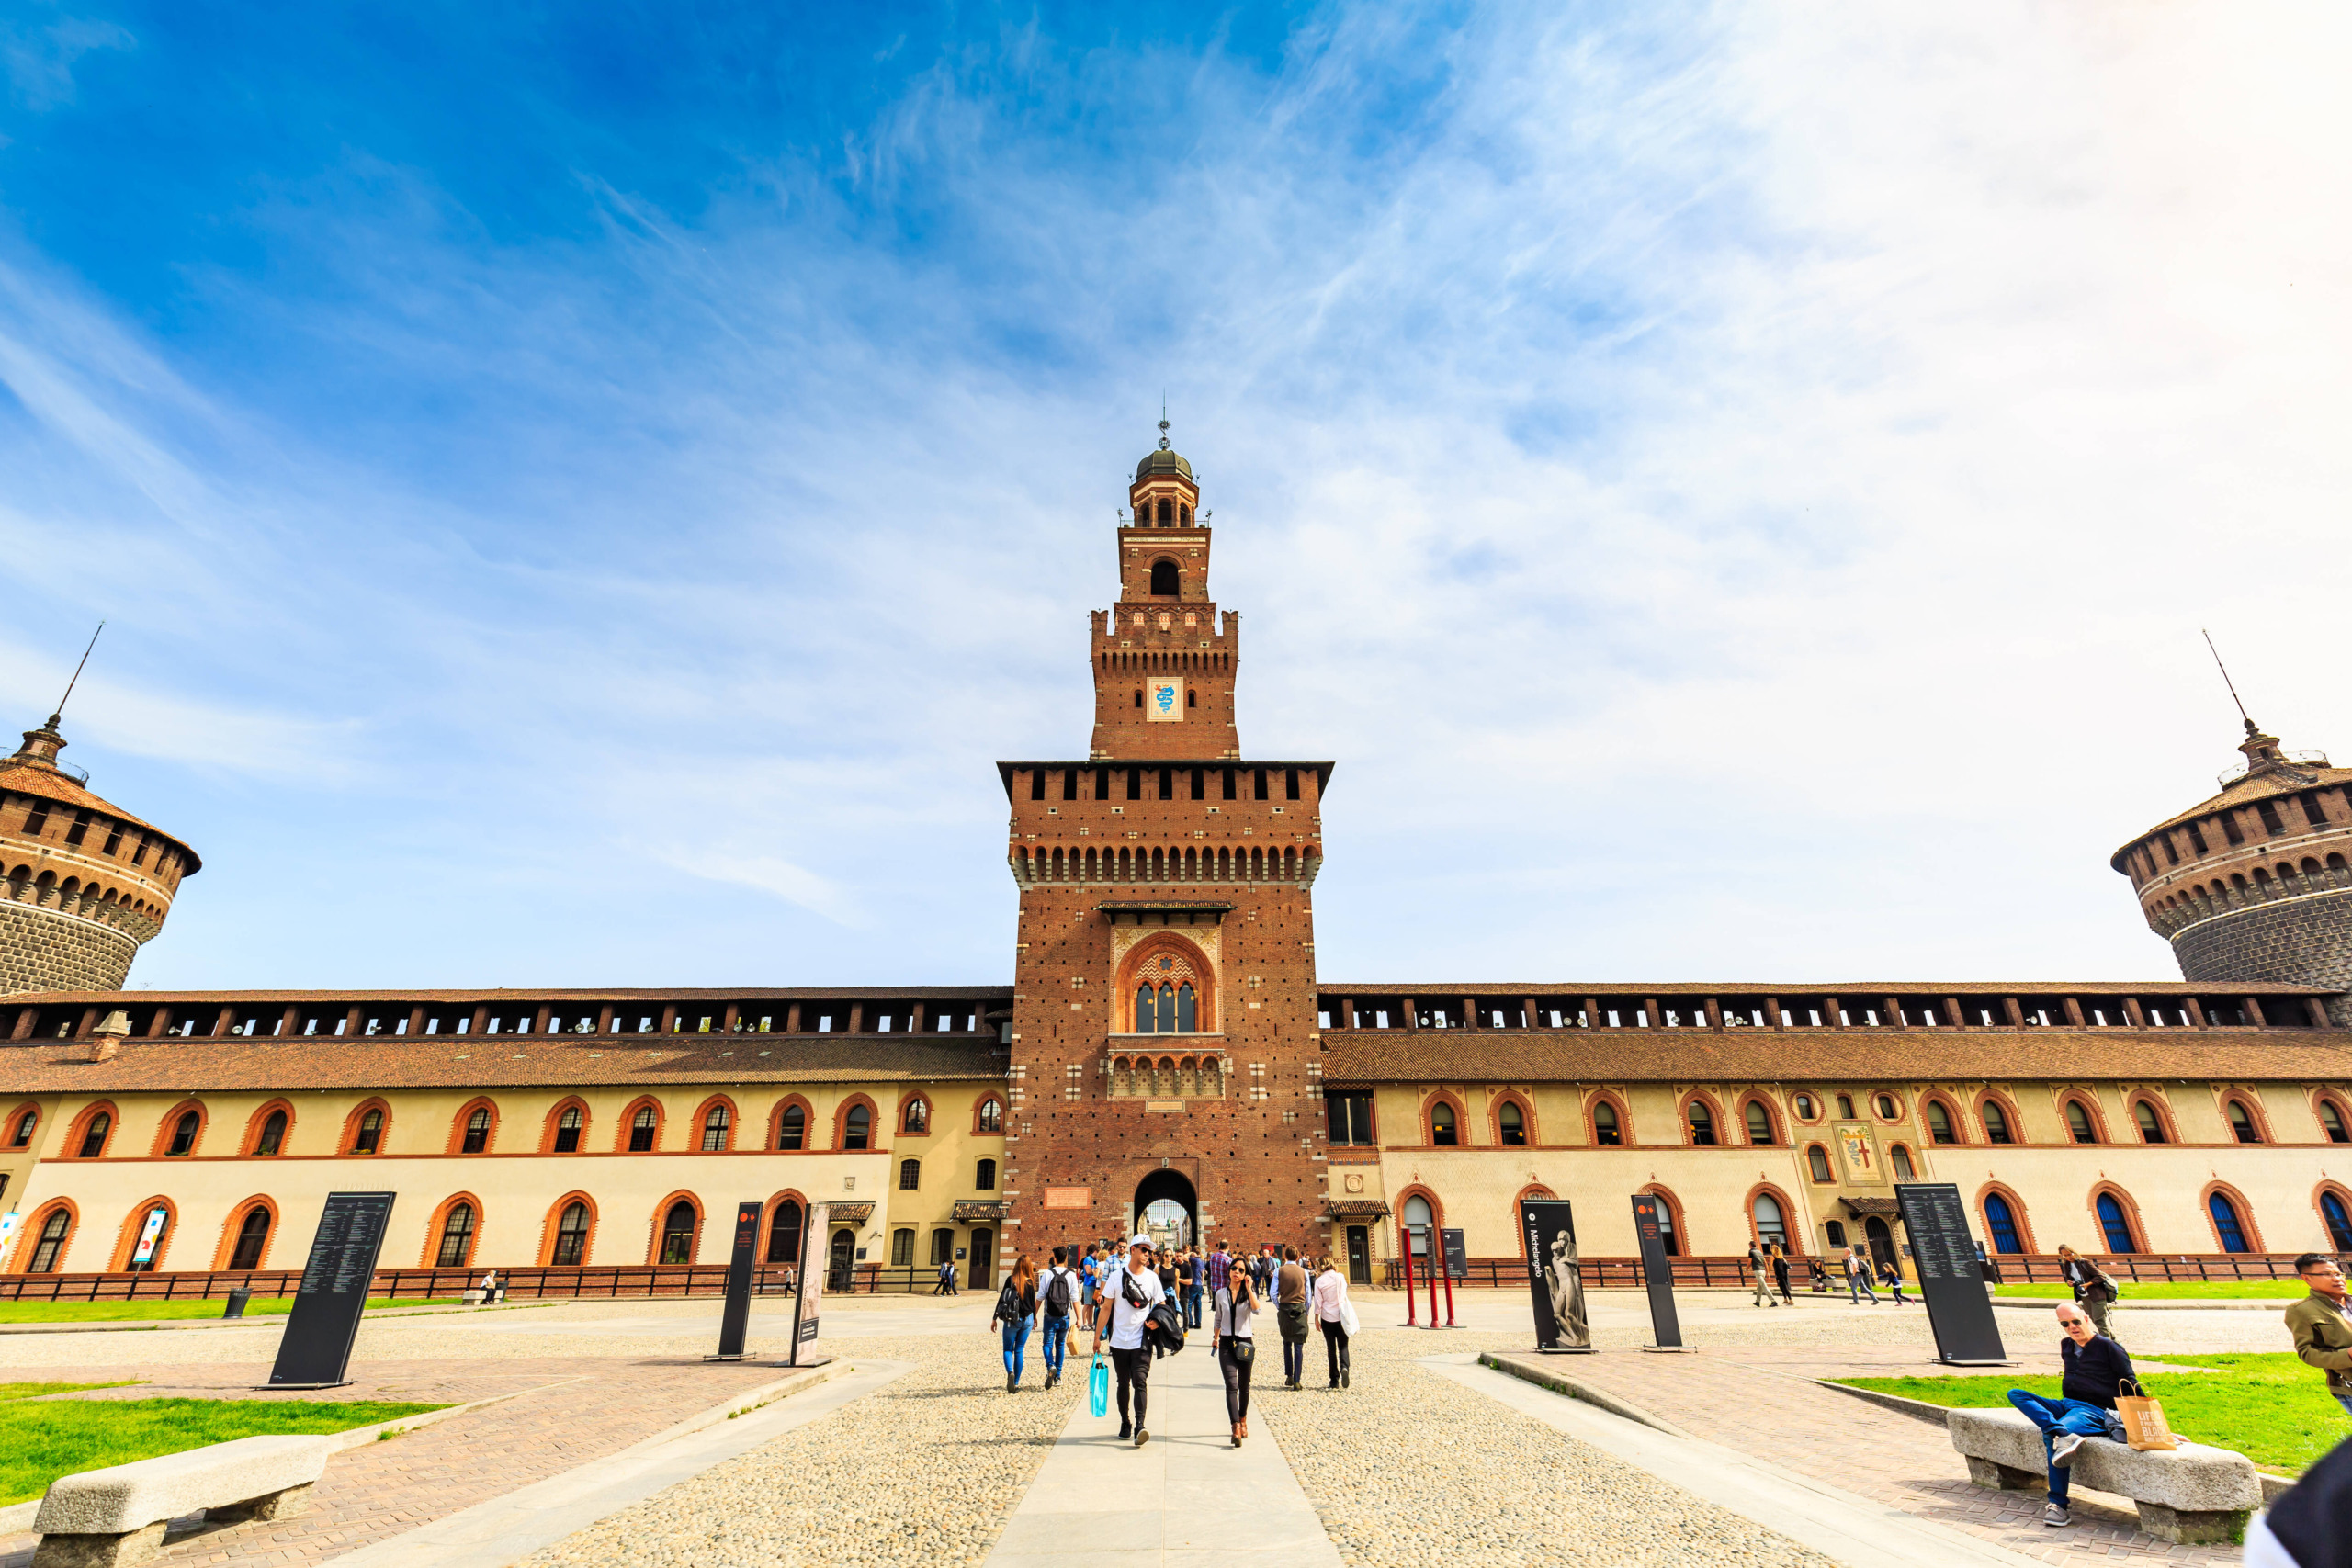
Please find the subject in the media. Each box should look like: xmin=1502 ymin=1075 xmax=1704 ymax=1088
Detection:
xmin=1440 ymin=1227 xmax=1468 ymax=1281
xmin=267 ymin=1191 xmax=395 ymax=1388
xmin=1520 ymin=1200 xmax=1592 ymax=1352
xmin=1894 ymin=1182 xmax=2008 ymax=1364
xmin=712 ymin=1201 xmax=761 ymax=1360
xmin=1629 ymin=1193 xmax=1684 ymax=1349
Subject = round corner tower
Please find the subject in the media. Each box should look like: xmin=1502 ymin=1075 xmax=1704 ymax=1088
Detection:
xmin=2112 ymin=718 xmax=2352 ymax=1021
xmin=0 ymin=713 xmax=199 ymax=995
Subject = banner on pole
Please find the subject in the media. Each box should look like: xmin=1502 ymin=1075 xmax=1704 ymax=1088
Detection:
xmin=1629 ymin=1192 xmax=1684 ymax=1349
xmin=1520 ymin=1200 xmax=1591 ymax=1351
xmin=788 ymin=1201 xmax=829 ymax=1364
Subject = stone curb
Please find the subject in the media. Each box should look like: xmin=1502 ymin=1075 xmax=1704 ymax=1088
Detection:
xmin=1475 ymin=1351 xmax=1696 ymax=1438
xmin=0 ymin=1299 xmax=566 ymax=1337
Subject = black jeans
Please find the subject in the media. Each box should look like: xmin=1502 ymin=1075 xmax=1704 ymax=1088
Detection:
xmin=1111 ymin=1346 xmax=1151 ymax=1428
xmin=1320 ymin=1319 xmax=1350 ymax=1383
xmin=1282 ymin=1333 xmax=1306 ymax=1384
xmin=1218 ymin=1338 xmax=1253 ymax=1423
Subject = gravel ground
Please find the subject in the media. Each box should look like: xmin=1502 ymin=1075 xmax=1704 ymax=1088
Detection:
xmin=1254 ymin=1328 xmax=1839 ymax=1568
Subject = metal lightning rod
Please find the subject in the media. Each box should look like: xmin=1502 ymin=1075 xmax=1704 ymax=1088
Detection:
xmin=51 ymin=622 xmax=104 ymax=724
xmin=2201 ymin=628 xmax=2256 ymax=733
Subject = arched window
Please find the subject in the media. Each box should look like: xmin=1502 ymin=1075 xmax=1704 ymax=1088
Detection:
xmin=554 ymin=1106 xmax=582 ymax=1153
xmin=27 ymin=1208 xmax=73 ymax=1272
xmin=254 ymin=1109 xmax=287 ymax=1156
xmin=1792 ymin=1093 xmax=1816 ymax=1121
xmin=8 ymin=1109 xmax=34 ymax=1147
xmin=629 ymin=1105 xmax=657 ymax=1152
xmin=351 ymin=1109 xmax=383 ymax=1155
xmin=1980 ymin=1102 xmax=2013 ymax=1145
xmin=1685 ymin=1101 xmax=1716 ymax=1145
xmin=1136 ymin=985 xmax=1158 ymax=1033
xmin=899 ymin=1158 xmax=921 ymax=1190
xmin=659 ymin=1201 xmax=699 ymax=1264
xmin=1593 ymin=1102 xmax=1622 ymax=1145
xmin=125 ymin=1203 xmax=171 ymax=1271
xmin=2132 ymin=1100 xmax=2167 ymax=1144
xmin=1744 ymin=1101 xmax=1774 ymax=1145
xmin=2065 ymin=1100 xmax=2098 ymax=1144
xmin=976 ymin=1158 xmax=997 ymax=1190
xmin=1176 ymin=984 xmax=1195 ymax=1032
xmin=1498 ymin=1101 xmax=1526 ymax=1146
xmin=2096 ymin=1192 xmax=2139 ymax=1254
xmin=702 ymin=1103 xmax=732 ymax=1151
xmin=1983 ymin=1193 xmax=2023 ymax=1254
xmin=461 ymin=1107 xmax=492 ymax=1154
xmin=843 ymin=1104 xmax=872 ymax=1150
xmin=902 ymin=1098 xmax=928 ymax=1134
xmin=77 ymin=1112 xmax=112 ymax=1159
xmin=977 ymin=1099 xmax=1002 ymax=1134
xmin=2322 ymin=1100 xmax=2351 ymax=1144
xmin=1806 ymin=1145 xmax=1833 ymax=1182
xmin=1430 ymin=1102 xmax=1458 ymax=1145
xmin=1149 ymin=558 xmax=1178 ymax=595
xmin=549 ymin=1201 xmax=590 ymax=1265
xmin=1873 ymin=1093 xmax=1898 ymax=1120
xmin=1649 ymin=1191 xmax=1681 ymax=1256
xmin=2322 ymin=1190 xmax=2352 ymax=1251
xmin=435 ymin=1203 xmax=477 ymax=1269
xmin=2207 ymin=1191 xmax=2250 ymax=1253
xmin=767 ymin=1200 xmax=803 ymax=1265
xmin=778 ymin=1103 xmax=807 ymax=1150
xmin=1890 ymin=1144 xmax=1916 ymax=1181
xmin=1926 ymin=1101 xmax=1957 ymax=1145
xmin=2224 ymin=1099 xmax=2262 ymax=1144
xmin=166 ymin=1111 xmax=199 ymax=1156
xmin=227 ymin=1206 xmax=271 ymax=1270
xmin=1402 ymin=1194 xmax=1434 ymax=1258
xmin=1751 ymin=1193 xmax=1787 ymax=1248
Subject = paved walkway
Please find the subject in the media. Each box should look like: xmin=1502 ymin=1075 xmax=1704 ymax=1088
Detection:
xmin=985 ymin=1348 xmax=1342 ymax=1568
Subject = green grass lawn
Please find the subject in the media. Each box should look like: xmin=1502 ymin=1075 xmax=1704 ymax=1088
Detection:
xmin=1837 ymin=1353 xmax=2346 ymax=1475
xmin=0 ymin=1297 xmax=461 ymax=1325
xmin=1992 ymin=1281 xmax=2304 ymax=1301
xmin=0 ymin=1397 xmax=450 ymax=1506
xmin=0 ymin=1381 xmax=142 ymax=1402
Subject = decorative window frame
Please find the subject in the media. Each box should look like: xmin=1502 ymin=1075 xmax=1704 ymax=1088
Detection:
xmin=108 ymin=1195 xmax=180 ymax=1271
xmin=648 ymin=1190 xmax=705 ymax=1266
xmin=62 ymin=1100 xmax=119 ymax=1160
xmin=1741 ymin=1180 xmax=1804 ymax=1255
xmin=1114 ymin=932 xmax=1219 ymax=1034
xmin=210 ymin=1195 xmax=281 ymax=1271
xmin=2310 ymin=1088 xmax=2352 ymax=1143
xmin=1737 ymin=1094 xmax=1783 ymax=1146
xmin=1421 ymin=1090 xmax=1468 ymax=1147
xmin=2199 ymin=1179 xmax=2266 ymax=1253
xmin=2126 ymin=1091 xmax=2179 ymax=1145
xmin=2215 ymin=1089 xmax=2275 ymax=1145
xmin=1867 ymin=1089 xmax=1906 ymax=1124
xmin=1803 ymin=1142 xmax=1836 ymax=1183
xmin=1490 ymin=1091 xmax=1537 ymax=1147
xmin=540 ymin=1096 xmax=592 ymax=1155
xmin=691 ymin=1094 xmax=741 ymax=1154
xmin=768 ymin=1095 xmax=816 ymax=1152
xmin=1919 ymin=1093 xmax=1967 ymax=1146
xmin=833 ymin=1094 xmax=880 ymax=1153
xmin=616 ymin=1095 xmax=666 ymax=1154
xmin=2312 ymin=1180 xmax=2352 ymax=1249
xmin=537 ymin=1191 xmax=600 ymax=1267
xmin=895 ymin=1090 xmax=933 ymax=1137
xmin=421 ymin=1191 xmax=486 ymax=1269
xmin=1789 ymin=1090 xmax=1824 ymax=1125
xmin=340 ymin=1098 xmax=394 ymax=1156
xmin=1972 ymin=1089 xmax=2028 ymax=1146
xmin=2086 ymin=1181 xmax=2146 ymax=1255
xmin=15 ymin=1198 xmax=80 ymax=1273
xmin=241 ymin=1100 xmax=297 ymax=1156
xmin=1393 ymin=1183 xmax=1443 ymax=1257
xmin=1886 ymin=1141 xmax=1919 ymax=1182
xmin=3 ymin=1100 xmax=39 ymax=1152
xmin=1678 ymin=1089 xmax=1728 ymax=1147
xmin=1975 ymin=1181 xmax=2038 ymax=1255
xmin=2056 ymin=1091 xmax=2109 ymax=1145
xmin=763 ymin=1190 xmax=809 ymax=1265
xmin=1583 ymin=1089 xmax=1634 ymax=1147
xmin=447 ymin=1096 xmax=502 ymax=1156
xmin=972 ymin=1095 xmax=1005 ymax=1135
xmin=150 ymin=1099 xmax=209 ymax=1158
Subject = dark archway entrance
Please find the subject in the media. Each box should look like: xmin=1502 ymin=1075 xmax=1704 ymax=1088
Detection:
xmin=1134 ymin=1169 xmax=1197 ymax=1249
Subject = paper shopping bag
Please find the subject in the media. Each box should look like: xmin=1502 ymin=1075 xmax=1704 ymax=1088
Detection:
xmin=2117 ymin=1380 xmax=2177 ymax=1451
xmin=1088 ymin=1353 xmax=1111 ymax=1418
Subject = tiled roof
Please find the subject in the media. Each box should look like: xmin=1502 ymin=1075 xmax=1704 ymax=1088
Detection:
xmin=0 ymin=761 xmax=201 ymax=870
xmin=1321 ymin=1027 xmax=2352 ymax=1084
xmin=1315 ymin=980 xmax=2336 ymax=997
xmin=0 ymin=1033 xmax=1004 ymax=1094
xmin=4 ymin=985 xmax=1016 ymax=1006
xmin=2127 ymin=762 xmax=2352 ymax=845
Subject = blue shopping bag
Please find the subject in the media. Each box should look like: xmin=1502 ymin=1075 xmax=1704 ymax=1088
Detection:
xmin=1088 ymin=1352 xmax=1110 ymax=1417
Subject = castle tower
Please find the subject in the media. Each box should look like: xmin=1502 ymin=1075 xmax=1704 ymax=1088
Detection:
xmin=1000 ymin=430 xmax=1330 ymax=1267
xmin=0 ymin=714 xmax=200 ymax=994
xmin=2112 ymin=718 xmax=2352 ymax=1021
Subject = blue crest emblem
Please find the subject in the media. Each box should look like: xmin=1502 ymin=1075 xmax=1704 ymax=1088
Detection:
xmin=1154 ymin=683 xmax=1176 ymax=714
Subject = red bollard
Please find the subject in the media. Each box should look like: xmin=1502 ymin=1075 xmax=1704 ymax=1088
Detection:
xmin=1400 ymin=1238 xmax=1419 ymax=1325
xmin=1425 ymin=1242 xmax=1441 ymax=1327
xmin=1442 ymin=1256 xmax=1456 ymax=1327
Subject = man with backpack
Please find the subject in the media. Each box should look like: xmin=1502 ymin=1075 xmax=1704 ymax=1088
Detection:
xmin=1091 ymin=1233 xmax=1166 ymax=1447
xmin=1039 ymin=1246 xmax=1079 ymax=1391
xmin=2057 ymin=1245 xmax=2120 ymax=1342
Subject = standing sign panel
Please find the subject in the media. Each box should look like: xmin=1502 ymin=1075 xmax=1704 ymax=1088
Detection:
xmin=786 ymin=1201 xmax=829 ymax=1365
xmin=1894 ymin=1183 xmax=2008 ymax=1364
xmin=268 ymin=1192 xmax=395 ymax=1388
xmin=1629 ymin=1193 xmax=1685 ymax=1349
xmin=1440 ymin=1227 xmax=1468 ymax=1281
xmin=1520 ymin=1200 xmax=1592 ymax=1352
xmin=713 ymin=1201 xmax=761 ymax=1360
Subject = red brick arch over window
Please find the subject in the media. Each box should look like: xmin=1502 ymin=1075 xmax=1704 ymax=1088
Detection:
xmin=1489 ymin=1091 xmax=1537 ymax=1146
xmin=1392 ymin=1184 xmax=1443 ymax=1258
xmin=1420 ymin=1089 xmax=1468 ymax=1146
xmin=1512 ymin=1183 xmax=1558 ymax=1236
xmin=2056 ymin=1091 xmax=2110 ymax=1144
xmin=2125 ymin=1092 xmax=2178 ymax=1145
xmin=832 ymin=1094 xmax=880 ymax=1153
xmin=3 ymin=1100 xmax=39 ymax=1151
xmin=241 ymin=1100 xmax=296 ymax=1156
xmin=1677 ymin=1089 xmax=1727 ymax=1146
xmin=2085 ymin=1182 xmax=2147 ymax=1254
xmin=446 ymin=1097 xmax=502 ymax=1156
xmin=108 ymin=1195 xmax=179 ymax=1271
xmin=421 ymin=1192 xmax=487 ymax=1269
xmin=1115 ymin=933 xmax=1218 ymax=1032
xmin=62 ymin=1100 xmax=119 ymax=1159
xmin=765 ymin=1095 xmax=815 ymax=1152
xmin=1975 ymin=1182 xmax=2040 ymax=1255
xmin=539 ymin=1096 xmax=591 ymax=1154
xmin=537 ymin=1191 xmax=599 ymax=1266
xmin=615 ymin=1095 xmax=666 ymax=1154
xmin=971 ymin=1094 xmax=1005 ymax=1135
xmin=13 ymin=1198 xmax=80 ymax=1273
xmin=1741 ymin=1180 xmax=1805 ymax=1256
xmin=1583 ymin=1089 xmax=1634 ymax=1147
xmin=647 ymin=1190 xmax=705 ymax=1266
xmin=1737 ymin=1094 xmax=1783 ymax=1146
xmin=340 ymin=1098 xmax=393 ymax=1156
xmin=2199 ymin=1179 xmax=2267 ymax=1252
xmin=210 ymin=1196 xmax=281 ymax=1270
xmin=691 ymin=1095 xmax=741 ymax=1153
xmin=763 ymin=1189 xmax=809 ymax=1264
xmin=1919 ymin=1092 xmax=1968 ymax=1145
xmin=2216 ymin=1089 xmax=2275 ymax=1145
xmin=1972 ymin=1089 xmax=2028 ymax=1145
xmin=894 ymin=1089 xmax=933 ymax=1137
xmin=147 ymin=1099 xmax=208 ymax=1158
xmin=2312 ymin=1089 xmax=2352 ymax=1142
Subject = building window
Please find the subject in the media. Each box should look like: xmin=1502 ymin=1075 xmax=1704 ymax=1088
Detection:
xmin=659 ymin=1201 xmax=698 ymax=1264
xmin=2224 ymin=1100 xmax=2262 ymax=1144
xmin=1686 ymin=1102 xmax=1716 ymax=1145
xmin=1806 ymin=1145 xmax=1833 ymax=1182
xmin=2096 ymin=1192 xmax=2138 ymax=1253
xmin=228 ymin=1207 xmax=271 ymax=1270
xmin=2132 ymin=1100 xmax=2167 ymax=1144
xmin=1430 ymin=1102 xmax=1458 ymax=1145
xmin=125 ymin=1204 xmax=170 ymax=1271
xmin=1402 ymin=1195 xmax=1434 ymax=1258
xmin=461 ymin=1108 xmax=492 ymax=1154
xmin=2323 ymin=1100 xmax=2350 ymax=1143
xmin=1792 ymin=1094 xmax=1815 ymax=1121
xmin=1652 ymin=1195 xmax=1680 ymax=1256
xmin=1890 ymin=1145 xmax=1916 ymax=1181
xmin=254 ymin=1110 xmax=286 ymax=1156
xmin=1825 ymin=1219 xmax=1848 ymax=1249
xmin=1593 ymin=1102 xmax=1622 ymax=1145
xmin=767 ymin=1201 xmax=803 ymax=1265
xmin=2207 ymin=1192 xmax=2251 ymax=1253
xmin=76 ymin=1113 xmax=111 ymax=1159
xmin=1925 ymin=1101 xmax=1956 ymax=1144
xmin=1874 ymin=1093 xmax=1898 ymax=1119
xmin=702 ymin=1104 xmax=731 ymax=1151
xmin=166 ymin=1111 xmax=199 ymax=1156
xmin=1836 ymin=1094 xmax=1855 ymax=1120
xmin=843 ymin=1105 xmax=872 ymax=1150
xmin=891 ymin=1228 xmax=915 ymax=1266
xmin=550 ymin=1202 xmax=590 ymax=1265
xmin=902 ymin=1099 xmax=928 ymax=1134
xmin=778 ymin=1104 xmax=806 ymax=1150
xmin=554 ymin=1106 xmax=582 ymax=1153
xmin=899 ymin=1158 xmax=921 ymax=1190
xmin=28 ymin=1209 xmax=72 ymax=1272
xmin=976 ymin=1158 xmax=996 ymax=1190
xmin=1982 ymin=1103 xmax=2014 ymax=1145
xmin=349 ymin=1108 xmax=382 ymax=1155
xmin=2322 ymin=1191 xmax=2352 ymax=1251
xmin=435 ymin=1203 xmax=477 ymax=1269
xmin=1984 ymin=1194 xmax=2023 ymax=1254
xmin=2065 ymin=1100 xmax=2098 ymax=1144
xmin=931 ymin=1227 xmax=956 ymax=1265
xmin=629 ymin=1106 xmax=658 ymax=1152
xmin=1498 ymin=1101 xmax=1527 ymax=1146
xmin=1744 ymin=1101 xmax=1774 ymax=1145
xmin=8 ymin=1110 xmax=32 ymax=1147
xmin=1327 ymin=1092 xmax=1374 ymax=1145
xmin=1751 ymin=1194 xmax=1787 ymax=1248
xmin=978 ymin=1099 xmax=1003 ymax=1134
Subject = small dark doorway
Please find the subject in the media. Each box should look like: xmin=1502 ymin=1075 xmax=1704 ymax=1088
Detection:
xmin=1134 ymin=1168 xmax=1197 ymax=1249
xmin=1149 ymin=558 xmax=1179 ymax=596
xmin=1864 ymin=1216 xmax=1895 ymax=1272
xmin=968 ymin=1228 xmax=995 ymax=1290
xmin=828 ymin=1228 xmax=855 ymax=1291
xmin=1346 ymin=1225 xmax=1371 ymax=1285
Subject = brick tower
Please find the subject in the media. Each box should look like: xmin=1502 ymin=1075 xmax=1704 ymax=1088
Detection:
xmin=999 ymin=425 xmax=1330 ymax=1268
xmin=0 ymin=712 xmax=200 ymax=994
xmin=2112 ymin=717 xmax=2352 ymax=1023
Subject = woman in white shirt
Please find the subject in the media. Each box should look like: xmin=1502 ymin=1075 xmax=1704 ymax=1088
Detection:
xmin=1313 ymin=1256 xmax=1354 ymax=1390
xmin=1214 ymin=1259 xmax=1259 ymax=1446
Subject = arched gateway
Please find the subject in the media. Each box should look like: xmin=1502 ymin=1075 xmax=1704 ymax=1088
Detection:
xmin=1134 ymin=1169 xmax=1196 ymax=1249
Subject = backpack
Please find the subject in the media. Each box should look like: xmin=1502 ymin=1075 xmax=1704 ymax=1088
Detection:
xmin=993 ymin=1278 xmax=1022 ymax=1325
xmin=1044 ymin=1269 xmax=1074 ymax=1318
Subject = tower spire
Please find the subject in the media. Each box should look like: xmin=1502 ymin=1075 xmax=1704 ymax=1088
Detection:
xmin=1159 ymin=395 xmax=1170 ymax=452
xmin=2202 ymin=627 xmax=2256 ymax=737
xmin=50 ymin=620 xmax=104 ymax=729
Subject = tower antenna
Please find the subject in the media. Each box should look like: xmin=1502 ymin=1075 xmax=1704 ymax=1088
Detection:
xmin=1158 ymin=393 xmax=1170 ymax=452
xmin=2201 ymin=628 xmax=2256 ymax=734
xmin=51 ymin=621 xmax=103 ymax=726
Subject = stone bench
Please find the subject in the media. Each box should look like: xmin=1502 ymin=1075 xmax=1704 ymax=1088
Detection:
xmin=1946 ymin=1406 xmax=2259 ymax=1544
xmin=31 ymin=1434 xmax=330 ymax=1567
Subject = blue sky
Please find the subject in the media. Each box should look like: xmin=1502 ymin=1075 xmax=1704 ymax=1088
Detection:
xmin=5 ymin=1 xmax=2350 ymax=989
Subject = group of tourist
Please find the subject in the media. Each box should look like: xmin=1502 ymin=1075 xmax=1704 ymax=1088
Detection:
xmin=1742 ymin=1239 xmax=1913 ymax=1305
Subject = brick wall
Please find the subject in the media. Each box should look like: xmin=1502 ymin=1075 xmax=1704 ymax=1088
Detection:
xmin=0 ymin=902 xmax=136 ymax=996
xmin=2173 ymin=888 xmax=2352 ymax=1024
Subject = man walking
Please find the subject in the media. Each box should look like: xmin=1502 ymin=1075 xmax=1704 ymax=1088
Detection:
xmin=933 ymin=1257 xmax=953 ymax=1296
xmin=1845 ymin=1246 xmax=1878 ymax=1304
xmin=1182 ymin=1247 xmax=1205 ymax=1330
xmin=1747 ymin=1241 xmax=1777 ymax=1307
xmin=2286 ymin=1252 xmax=2352 ymax=1419
xmin=1039 ymin=1246 xmax=1079 ymax=1391
xmin=2056 ymin=1245 xmax=2120 ymax=1342
xmin=2006 ymin=1303 xmax=2135 ymax=1528
xmin=1091 ymin=1233 xmax=1166 ymax=1447
xmin=1276 ymin=1245 xmax=1311 ymax=1389
xmin=1205 ymin=1239 xmax=1231 ymax=1306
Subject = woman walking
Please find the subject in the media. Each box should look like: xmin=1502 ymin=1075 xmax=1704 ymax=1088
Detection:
xmin=995 ymin=1254 xmax=1040 ymax=1392
xmin=1214 ymin=1247 xmax=1259 ymax=1446
xmin=1878 ymin=1256 xmax=1909 ymax=1305
xmin=1770 ymin=1242 xmax=1793 ymax=1304
xmin=1313 ymin=1254 xmax=1354 ymax=1389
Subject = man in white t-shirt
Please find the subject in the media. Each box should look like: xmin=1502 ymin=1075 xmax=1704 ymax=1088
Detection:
xmin=1091 ymin=1233 xmax=1166 ymax=1447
